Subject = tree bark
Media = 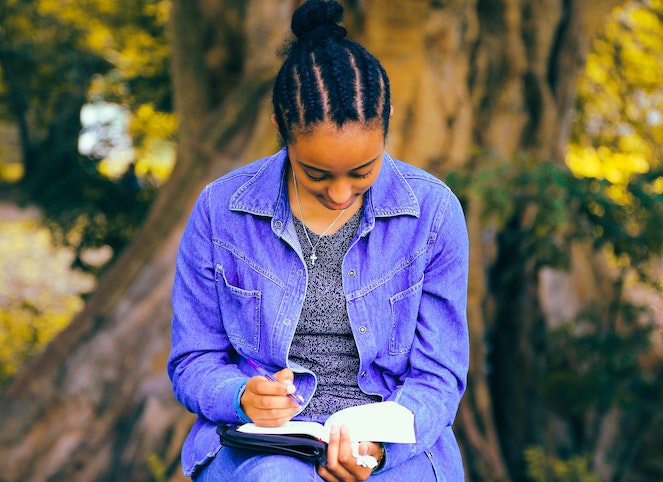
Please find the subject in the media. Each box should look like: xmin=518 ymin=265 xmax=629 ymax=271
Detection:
xmin=0 ymin=1 xmax=627 ymax=481
xmin=0 ymin=2 xmax=289 ymax=481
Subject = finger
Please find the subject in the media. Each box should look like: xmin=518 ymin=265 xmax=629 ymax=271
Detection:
xmin=317 ymin=464 xmax=343 ymax=482
xmin=324 ymin=425 xmax=359 ymax=481
xmin=339 ymin=428 xmax=375 ymax=480
xmin=357 ymin=441 xmax=382 ymax=476
xmin=272 ymin=369 xmax=304 ymax=402
xmin=248 ymin=409 xmax=298 ymax=427
xmin=337 ymin=427 xmax=366 ymax=479
xmin=318 ymin=466 xmax=343 ymax=482
xmin=241 ymin=393 xmax=298 ymax=426
xmin=240 ymin=379 xmax=300 ymax=426
xmin=323 ymin=425 xmax=341 ymax=473
xmin=273 ymin=367 xmax=295 ymax=384
xmin=246 ymin=375 xmax=298 ymax=401
xmin=337 ymin=425 xmax=356 ymax=466
xmin=359 ymin=441 xmax=381 ymax=460
xmin=245 ymin=375 xmax=283 ymax=397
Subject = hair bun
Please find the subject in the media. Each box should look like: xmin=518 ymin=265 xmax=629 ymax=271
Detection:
xmin=291 ymin=0 xmax=347 ymax=44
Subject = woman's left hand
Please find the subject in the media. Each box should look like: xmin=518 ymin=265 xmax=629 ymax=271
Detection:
xmin=317 ymin=425 xmax=383 ymax=481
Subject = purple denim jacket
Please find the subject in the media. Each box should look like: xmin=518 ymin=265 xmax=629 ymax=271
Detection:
xmin=168 ymin=148 xmax=469 ymax=480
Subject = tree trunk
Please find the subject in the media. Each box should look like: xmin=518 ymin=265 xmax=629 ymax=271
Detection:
xmin=0 ymin=1 xmax=626 ymax=481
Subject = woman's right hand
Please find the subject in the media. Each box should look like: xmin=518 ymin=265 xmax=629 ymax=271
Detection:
xmin=240 ymin=368 xmax=301 ymax=426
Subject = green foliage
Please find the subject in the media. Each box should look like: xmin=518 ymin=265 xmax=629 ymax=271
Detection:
xmin=451 ymin=6 xmax=663 ymax=476
xmin=545 ymin=300 xmax=658 ymax=417
xmin=570 ymin=0 xmax=663 ymax=184
xmin=0 ymin=0 xmax=174 ymax=388
xmin=0 ymin=308 xmax=70 ymax=390
xmin=146 ymin=452 xmax=167 ymax=482
xmin=448 ymin=159 xmax=663 ymax=280
xmin=525 ymin=447 xmax=600 ymax=482
xmin=541 ymin=1 xmax=663 ymax=437
xmin=0 ymin=0 xmax=173 ymax=274
xmin=447 ymin=156 xmax=663 ymax=476
xmin=0 ymin=216 xmax=94 ymax=390
xmin=39 ymin=169 xmax=159 ymax=275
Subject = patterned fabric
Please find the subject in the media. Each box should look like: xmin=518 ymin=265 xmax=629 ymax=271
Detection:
xmin=291 ymin=207 xmax=380 ymax=416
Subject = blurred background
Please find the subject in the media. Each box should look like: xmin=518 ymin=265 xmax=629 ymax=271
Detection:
xmin=0 ymin=0 xmax=662 ymax=481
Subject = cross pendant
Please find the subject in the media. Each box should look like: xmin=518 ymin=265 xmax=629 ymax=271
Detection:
xmin=310 ymin=251 xmax=318 ymax=266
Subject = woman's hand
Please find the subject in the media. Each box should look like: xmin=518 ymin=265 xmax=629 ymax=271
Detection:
xmin=240 ymin=368 xmax=301 ymax=426
xmin=318 ymin=426 xmax=384 ymax=481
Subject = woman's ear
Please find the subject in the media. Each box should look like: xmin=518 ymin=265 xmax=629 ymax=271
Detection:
xmin=390 ymin=105 xmax=394 ymax=117
xmin=270 ymin=114 xmax=279 ymax=128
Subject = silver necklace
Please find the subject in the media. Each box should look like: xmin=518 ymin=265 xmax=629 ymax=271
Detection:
xmin=292 ymin=170 xmax=346 ymax=266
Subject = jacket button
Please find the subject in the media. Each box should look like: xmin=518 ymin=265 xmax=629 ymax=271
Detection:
xmin=283 ymin=318 xmax=291 ymax=326
xmin=359 ymin=326 xmax=367 ymax=334
xmin=348 ymin=270 xmax=356 ymax=277
xmin=361 ymin=371 xmax=367 ymax=378
xmin=275 ymin=221 xmax=283 ymax=228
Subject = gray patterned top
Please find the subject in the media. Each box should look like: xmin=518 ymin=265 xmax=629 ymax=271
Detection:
xmin=290 ymin=207 xmax=380 ymax=417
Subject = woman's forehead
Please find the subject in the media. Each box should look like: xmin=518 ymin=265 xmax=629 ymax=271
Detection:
xmin=288 ymin=122 xmax=384 ymax=171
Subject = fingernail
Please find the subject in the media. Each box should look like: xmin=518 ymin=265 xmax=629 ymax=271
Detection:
xmin=286 ymin=384 xmax=296 ymax=394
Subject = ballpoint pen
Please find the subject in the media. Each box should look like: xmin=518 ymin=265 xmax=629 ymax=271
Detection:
xmin=246 ymin=358 xmax=305 ymax=405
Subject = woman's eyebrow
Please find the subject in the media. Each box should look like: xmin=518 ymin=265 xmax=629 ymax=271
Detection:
xmin=298 ymin=155 xmax=380 ymax=174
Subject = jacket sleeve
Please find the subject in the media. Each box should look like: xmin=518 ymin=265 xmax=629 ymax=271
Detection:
xmin=381 ymin=190 xmax=470 ymax=470
xmin=167 ymin=186 xmax=249 ymax=424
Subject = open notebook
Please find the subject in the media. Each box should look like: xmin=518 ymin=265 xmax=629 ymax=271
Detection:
xmin=236 ymin=401 xmax=416 ymax=443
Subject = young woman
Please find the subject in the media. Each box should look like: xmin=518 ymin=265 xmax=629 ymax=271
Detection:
xmin=168 ymin=1 xmax=469 ymax=480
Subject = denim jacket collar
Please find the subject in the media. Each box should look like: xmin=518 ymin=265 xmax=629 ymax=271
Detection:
xmin=228 ymin=148 xmax=420 ymax=236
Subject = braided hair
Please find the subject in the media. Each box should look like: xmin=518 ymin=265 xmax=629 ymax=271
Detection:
xmin=273 ymin=0 xmax=391 ymax=144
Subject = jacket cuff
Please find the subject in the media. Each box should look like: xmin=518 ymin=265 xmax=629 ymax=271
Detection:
xmin=376 ymin=443 xmax=416 ymax=472
xmin=233 ymin=382 xmax=252 ymax=423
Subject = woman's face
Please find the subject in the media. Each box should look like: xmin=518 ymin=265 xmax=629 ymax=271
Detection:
xmin=286 ymin=121 xmax=385 ymax=211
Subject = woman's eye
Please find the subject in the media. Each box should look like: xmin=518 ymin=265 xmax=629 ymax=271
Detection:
xmin=303 ymin=169 xmax=372 ymax=182
xmin=351 ymin=169 xmax=373 ymax=179
xmin=305 ymin=173 xmax=328 ymax=182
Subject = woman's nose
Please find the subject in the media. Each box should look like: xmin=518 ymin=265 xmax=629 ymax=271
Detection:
xmin=327 ymin=179 xmax=353 ymax=205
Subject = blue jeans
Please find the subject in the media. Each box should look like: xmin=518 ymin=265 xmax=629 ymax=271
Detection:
xmin=193 ymin=447 xmax=437 ymax=482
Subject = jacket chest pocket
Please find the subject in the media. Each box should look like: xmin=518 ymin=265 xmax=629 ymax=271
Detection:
xmin=388 ymin=275 xmax=424 ymax=355
xmin=216 ymin=264 xmax=261 ymax=352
